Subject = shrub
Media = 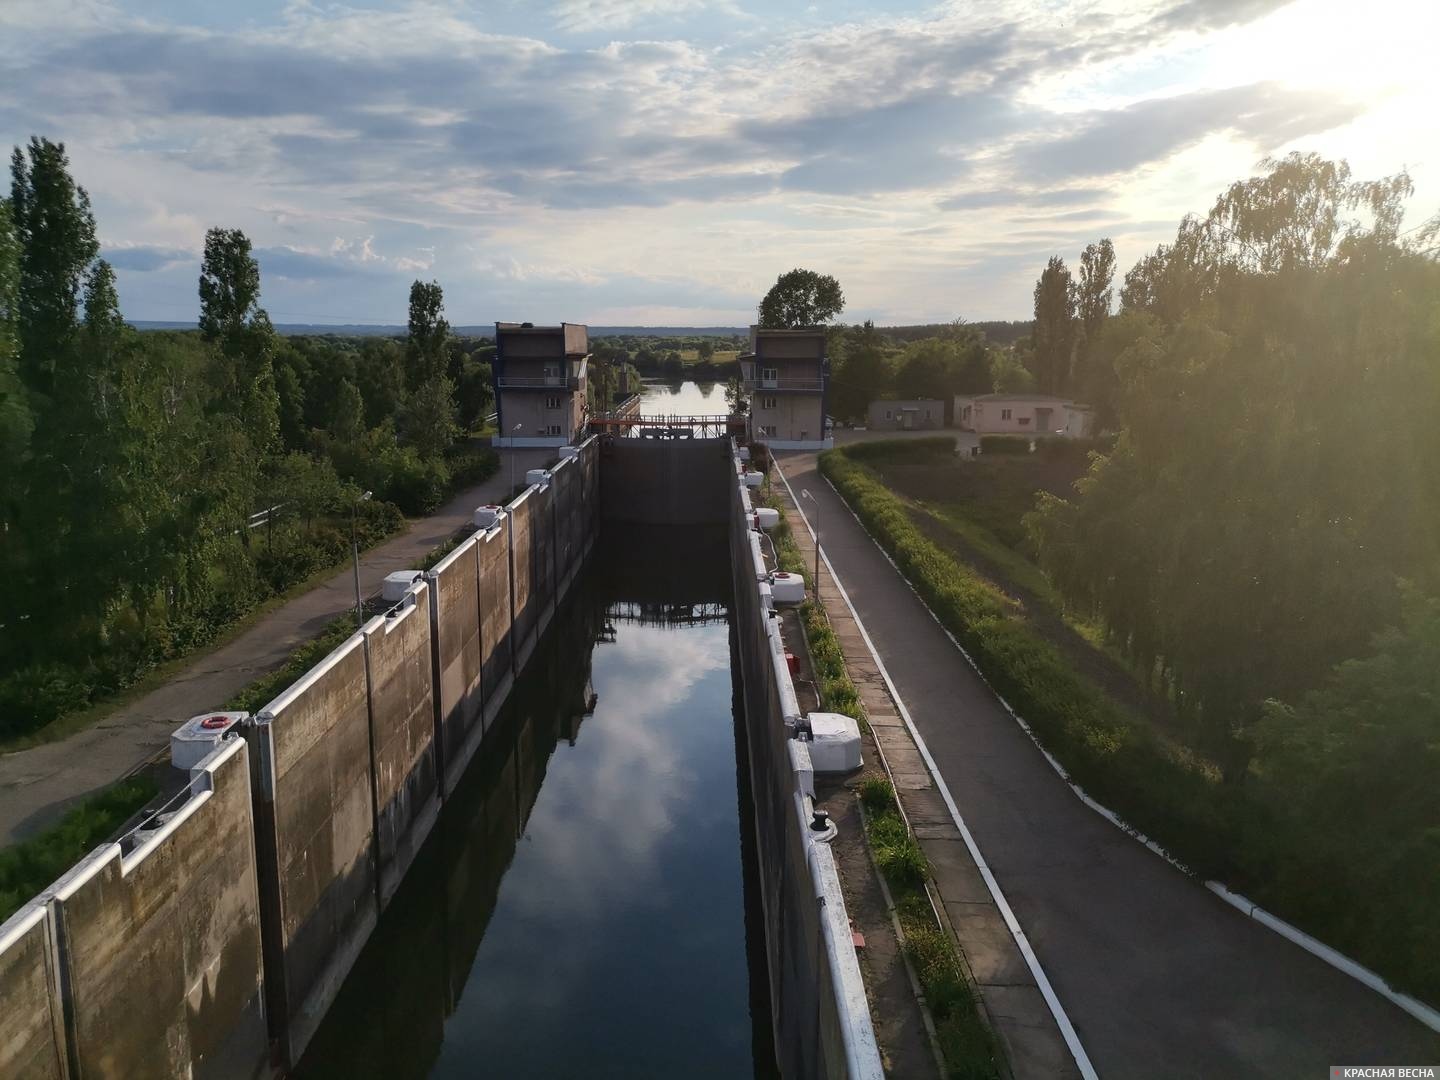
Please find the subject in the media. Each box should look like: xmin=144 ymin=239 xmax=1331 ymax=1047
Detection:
xmin=0 ymin=665 xmax=94 ymax=740
xmin=843 ymin=435 xmax=955 ymax=463
xmin=375 ymin=446 xmax=451 ymax=515
xmin=979 ymin=435 xmax=1031 ymax=455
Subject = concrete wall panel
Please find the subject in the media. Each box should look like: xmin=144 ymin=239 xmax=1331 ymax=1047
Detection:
xmin=508 ymin=492 xmax=538 ymax=673
xmin=549 ymin=456 xmax=580 ymax=595
xmin=0 ymin=904 xmax=65 ymax=1080
xmin=530 ymin=482 xmax=556 ymax=639
xmin=477 ymin=522 xmax=514 ymax=738
xmin=50 ymin=738 xmax=268 ymax=1080
xmin=251 ymin=633 xmax=377 ymax=1065
xmin=363 ymin=584 xmax=440 ymax=908
xmin=426 ymin=536 xmax=483 ymax=796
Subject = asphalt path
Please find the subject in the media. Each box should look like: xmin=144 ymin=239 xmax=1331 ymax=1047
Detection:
xmin=778 ymin=450 xmax=1440 ymax=1079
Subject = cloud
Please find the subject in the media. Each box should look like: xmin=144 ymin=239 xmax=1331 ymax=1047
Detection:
xmin=1149 ymin=0 xmax=1296 ymax=34
xmin=938 ymin=187 xmax=1113 ymax=211
xmin=549 ymin=0 xmax=715 ymax=32
xmin=254 ymin=246 xmax=390 ymax=281
xmin=1012 ymin=82 xmax=1363 ymax=181
xmin=104 ymin=244 xmax=193 ymax=272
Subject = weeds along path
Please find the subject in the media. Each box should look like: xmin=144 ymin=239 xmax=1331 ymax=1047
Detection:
xmin=775 ymin=450 xmax=1440 ymax=1079
xmin=0 ymin=452 xmax=551 ymax=848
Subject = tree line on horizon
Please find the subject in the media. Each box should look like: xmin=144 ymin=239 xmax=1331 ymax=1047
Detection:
xmin=0 ymin=136 xmax=494 ymax=739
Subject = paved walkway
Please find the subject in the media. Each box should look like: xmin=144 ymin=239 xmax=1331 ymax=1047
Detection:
xmin=773 ymin=477 xmax=1078 ymax=1080
xmin=0 ymin=450 xmax=550 ymax=846
xmin=776 ymin=451 xmax=1440 ymax=1079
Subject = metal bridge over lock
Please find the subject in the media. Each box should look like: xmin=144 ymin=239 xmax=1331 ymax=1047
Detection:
xmin=588 ymin=411 xmax=744 ymax=439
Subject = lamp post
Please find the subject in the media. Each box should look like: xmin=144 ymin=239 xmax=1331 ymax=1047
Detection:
xmin=508 ymin=422 xmax=523 ymax=495
xmin=802 ymin=488 xmax=820 ymax=600
xmin=351 ymin=489 xmax=372 ymax=627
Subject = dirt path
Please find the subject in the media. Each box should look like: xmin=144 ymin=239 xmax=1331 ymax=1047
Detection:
xmin=0 ymin=450 xmax=550 ymax=846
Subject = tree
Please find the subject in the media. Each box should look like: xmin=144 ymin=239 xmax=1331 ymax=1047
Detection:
xmin=830 ymin=321 xmax=890 ymax=420
xmin=329 ymin=378 xmax=365 ymax=447
xmin=697 ymin=339 xmax=715 ymax=362
xmin=406 ymin=280 xmax=449 ymax=388
xmin=10 ymin=138 xmax=98 ymax=393
xmin=199 ymin=228 xmax=261 ymax=345
xmin=82 ymin=259 xmax=122 ymax=340
xmin=1075 ymin=239 xmax=1114 ymax=392
xmin=0 ymin=198 xmax=33 ymax=531
xmin=400 ymin=374 xmax=459 ymax=460
xmin=990 ymin=347 xmax=1035 ymax=393
xmin=1031 ymin=256 xmax=1075 ymax=395
xmin=757 ymin=268 xmax=845 ymax=328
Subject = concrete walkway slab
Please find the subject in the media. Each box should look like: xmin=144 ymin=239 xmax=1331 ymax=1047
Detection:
xmin=0 ymin=450 xmax=551 ymax=847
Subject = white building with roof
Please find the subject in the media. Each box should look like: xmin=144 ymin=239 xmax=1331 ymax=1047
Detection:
xmin=952 ymin=393 xmax=1095 ymax=439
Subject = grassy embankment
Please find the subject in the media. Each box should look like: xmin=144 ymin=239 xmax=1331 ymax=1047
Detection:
xmin=759 ymin=478 xmax=1001 ymax=1079
xmin=820 ymin=438 xmax=1439 ymax=1004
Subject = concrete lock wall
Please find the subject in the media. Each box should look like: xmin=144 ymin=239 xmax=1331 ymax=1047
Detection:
xmin=550 ymin=456 xmax=581 ymax=596
xmin=727 ymin=450 xmax=883 ymax=1080
xmin=600 ymin=436 xmax=733 ymax=526
xmin=477 ymin=520 xmax=515 ymax=737
xmin=0 ymin=904 xmax=66 ymax=1079
xmin=508 ymin=490 xmax=539 ymax=675
xmin=247 ymin=632 xmax=377 ymax=1067
xmin=362 ymin=582 xmax=440 ymax=908
xmin=427 ymin=535 xmax=485 ymax=798
xmin=530 ymin=480 xmax=557 ymax=641
xmin=50 ymin=738 xmax=269 ymax=1080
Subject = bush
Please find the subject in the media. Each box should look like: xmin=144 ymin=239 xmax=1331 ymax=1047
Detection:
xmin=0 ymin=665 xmax=94 ymax=740
xmin=446 ymin=442 xmax=500 ymax=489
xmin=843 ymin=436 xmax=955 ymax=463
xmin=979 ymin=435 xmax=1031 ymax=455
xmin=375 ymin=446 xmax=451 ymax=515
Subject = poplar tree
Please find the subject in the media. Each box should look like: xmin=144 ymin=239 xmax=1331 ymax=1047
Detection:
xmin=406 ymin=280 xmax=449 ymax=388
xmin=9 ymin=137 xmax=98 ymax=394
xmin=1031 ymin=256 xmax=1076 ymax=395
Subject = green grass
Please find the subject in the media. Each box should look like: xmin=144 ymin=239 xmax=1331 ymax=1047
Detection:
xmin=756 ymin=482 xmax=864 ymax=724
xmin=862 ymin=779 xmax=1001 ymax=1080
xmin=0 ymin=775 xmax=159 ymax=922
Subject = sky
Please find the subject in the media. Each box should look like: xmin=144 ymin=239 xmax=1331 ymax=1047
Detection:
xmin=3 ymin=0 xmax=1436 ymax=326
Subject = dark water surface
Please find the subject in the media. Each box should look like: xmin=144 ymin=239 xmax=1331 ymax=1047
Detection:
xmin=297 ymin=531 xmax=774 ymax=1079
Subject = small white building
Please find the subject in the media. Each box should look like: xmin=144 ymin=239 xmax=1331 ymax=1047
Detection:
xmin=952 ymin=393 xmax=1094 ymax=439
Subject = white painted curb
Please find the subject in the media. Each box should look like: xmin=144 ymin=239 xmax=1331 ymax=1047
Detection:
xmin=794 ymin=456 xmax=1440 ymax=1039
xmin=774 ymin=463 xmax=1100 ymax=1080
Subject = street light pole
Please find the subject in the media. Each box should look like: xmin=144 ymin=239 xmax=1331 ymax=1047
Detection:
xmin=802 ymin=489 xmax=820 ymax=600
xmin=351 ymin=489 xmax=372 ymax=627
xmin=509 ymin=422 xmax=522 ymax=495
